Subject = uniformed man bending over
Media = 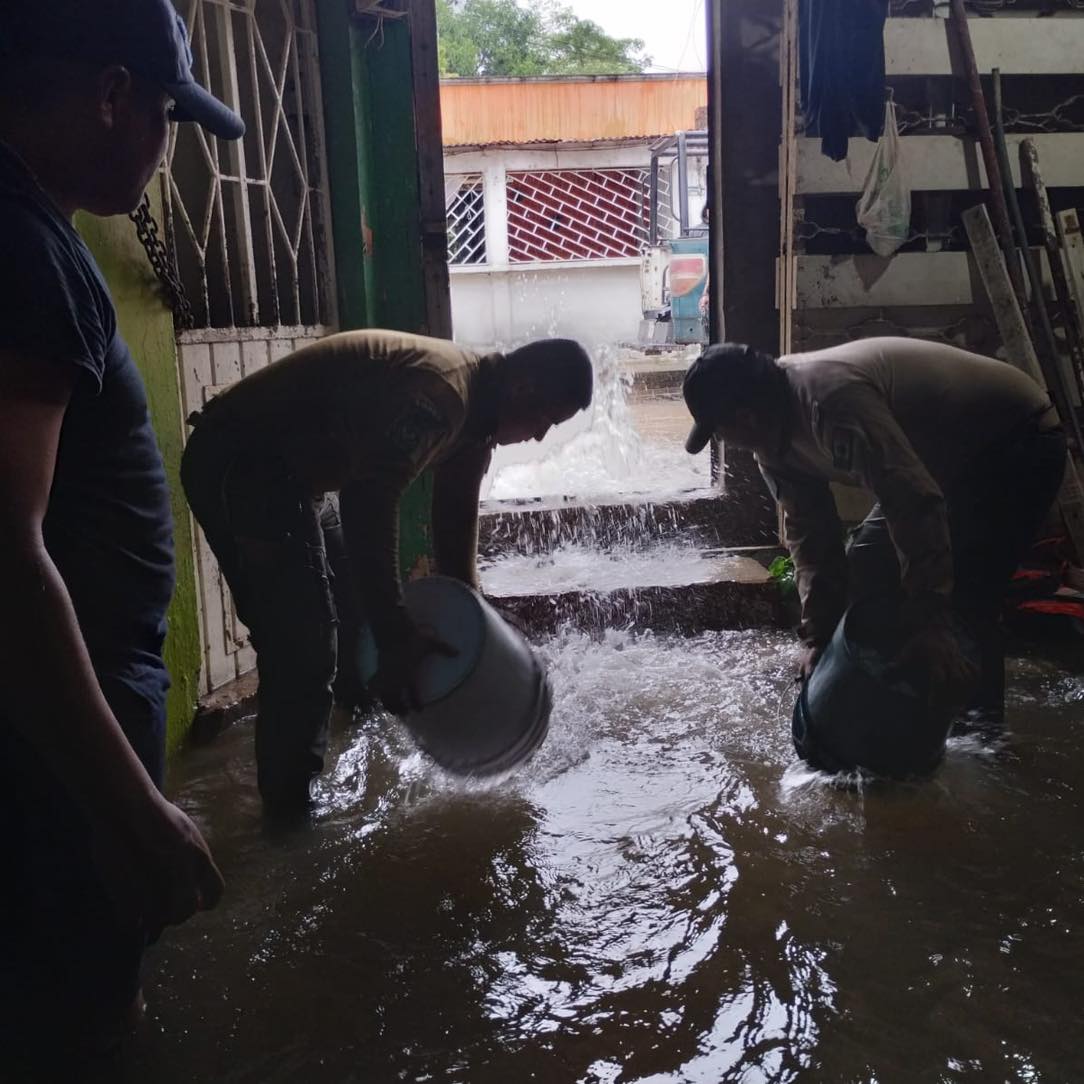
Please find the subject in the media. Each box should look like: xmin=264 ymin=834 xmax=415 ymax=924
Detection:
xmin=182 ymin=330 xmax=593 ymax=810
xmin=683 ymin=337 xmax=1066 ymax=726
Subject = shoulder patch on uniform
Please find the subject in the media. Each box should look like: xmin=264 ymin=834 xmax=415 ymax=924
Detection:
xmin=829 ymin=424 xmax=865 ymax=474
xmin=386 ymin=394 xmax=446 ymax=457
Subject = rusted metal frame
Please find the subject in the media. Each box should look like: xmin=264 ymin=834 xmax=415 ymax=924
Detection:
xmin=214 ymin=2 xmax=260 ymax=326
xmin=244 ymin=6 xmax=280 ymax=326
xmin=990 ymin=69 xmax=1082 ymax=450
xmin=1019 ymin=139 xmax=1084 ymax=402
xmin=286 ymin=22 xmax=311 ymax=323
xmin=293 ymin=19 xmax=324 ymax=327
xmin=251 ymin=18 xmax=306 ymax=210
xmin=297 ymin=5 xmax=338 ymax=330
xmin=948 ymin=1 xmax=1028 ymax=313
xmin=178 ymin=323 xmax=331 ymax=345
xmin=247 ymin=25 xmax=296 ymax=286
xmin=194 ymin=1 xmax=237 ymax=327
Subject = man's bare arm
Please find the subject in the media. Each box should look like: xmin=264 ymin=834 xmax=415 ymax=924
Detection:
xmin=432 ymin=443 xmax=493 ymax=588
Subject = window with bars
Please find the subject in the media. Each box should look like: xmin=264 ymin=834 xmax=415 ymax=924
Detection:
xmin=446 ymin=174 xmax=487 ymax=265
xmin=163 ymin=0 xmax=335 ymax=331
xmin=507 ymin=168 xmax=650 ymax=263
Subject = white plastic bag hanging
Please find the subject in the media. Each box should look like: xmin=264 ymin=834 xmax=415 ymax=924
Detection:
xmin=856 ymin=98 xmax=911 ymax=258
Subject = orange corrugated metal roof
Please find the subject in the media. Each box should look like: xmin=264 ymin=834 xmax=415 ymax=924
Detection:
xmin=440 ymin=74 xmax=707 ymax=147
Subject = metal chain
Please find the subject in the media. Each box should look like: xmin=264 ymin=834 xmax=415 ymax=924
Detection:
xmin=128 ymin=192 xmax=195 ymax=331
xmin=894 ymin=93 xmax=1084 ymax=136
xmin=796 ymin=219 xmax=965 ymax=248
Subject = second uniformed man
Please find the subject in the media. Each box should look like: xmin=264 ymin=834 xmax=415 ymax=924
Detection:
xmin=182 ymin=330 xmax=593 ymax=811
xmin=682 ymin=336 xmax=1066 ymax=734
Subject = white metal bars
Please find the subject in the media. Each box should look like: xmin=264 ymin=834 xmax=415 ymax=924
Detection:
xmin=162 ymin=0 xmax=335 ymax=331
xmin=446 ymin=174 xmax=487 ymax=265
xmin=507 ymin=168 xmax=650 ymax=262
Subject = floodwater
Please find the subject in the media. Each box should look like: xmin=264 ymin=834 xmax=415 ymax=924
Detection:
xmin=480 ymin=543 xmax=767 ymax=596
xmin=124 ymin=629 xmax=1084 ymax=1082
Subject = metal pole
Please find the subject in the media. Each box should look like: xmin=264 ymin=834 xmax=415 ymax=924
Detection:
xmin=1020 ymin=138 xmax=1084 ymax=400
xmin=948 ymin=0 xmax=1029 ymax=312
xmin=649 ymin=147 xmax=660 ymax=244
xmin=706 ymin=0 xmax=725 ymax=485
xmin=990 ymin=71 xmax=1083 ymax=451
xmin=677 ymin=130 xmax=691 ymax=235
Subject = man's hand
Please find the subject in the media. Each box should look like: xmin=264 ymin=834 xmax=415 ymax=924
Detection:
xmin=93 ymin=795 xmax=224 ymax=933
xmin=375 ymin=623 xmax=458 ymax=715
xmin=797 ymin=643 xmax=824 ymax=682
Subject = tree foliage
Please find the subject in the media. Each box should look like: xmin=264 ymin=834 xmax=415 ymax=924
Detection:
xmin=437 ymin=0 xmax=649 ymax=78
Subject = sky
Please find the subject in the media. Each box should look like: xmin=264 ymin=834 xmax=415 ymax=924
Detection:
xmin=567 ymin=0 xmax=707 ymax=74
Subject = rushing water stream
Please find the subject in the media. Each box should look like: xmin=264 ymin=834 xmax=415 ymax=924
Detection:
xmin=482 ymin=347 xmax=709 ymax=503
xmin=480 ymin=543 xmax=765 ymax=596
xmin=123 ymin=629 xmax=1084 ymax=1083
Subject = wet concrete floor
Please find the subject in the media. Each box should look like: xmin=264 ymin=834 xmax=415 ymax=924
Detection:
xmin=123 ymin=629 xmax=1084 ymax=1083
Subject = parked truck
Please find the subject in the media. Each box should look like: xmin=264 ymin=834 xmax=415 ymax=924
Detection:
xmin=639 ymin=130 xmax=710 ymax=348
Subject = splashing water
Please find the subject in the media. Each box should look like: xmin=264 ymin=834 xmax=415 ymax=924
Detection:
xmin=480 ymin=542 xmax=765 ymax=596
xmin=482 ymin=345 xmax=710 ymax=502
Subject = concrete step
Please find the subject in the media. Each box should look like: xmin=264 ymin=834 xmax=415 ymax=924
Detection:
xmin=493 ymin=578 xmax=791 ymax=637
xmin=483 ymin=549 xmax=793 ymax=635
xmin=478 ymin=491 xmax=779 ymax=558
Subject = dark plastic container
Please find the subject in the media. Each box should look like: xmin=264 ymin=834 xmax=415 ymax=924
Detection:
xmin=792 ymin=599 xmax=959 ymax=779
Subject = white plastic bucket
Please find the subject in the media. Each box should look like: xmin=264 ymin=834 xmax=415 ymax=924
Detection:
xmin=400 ymin=576 xmax=552 ymax=776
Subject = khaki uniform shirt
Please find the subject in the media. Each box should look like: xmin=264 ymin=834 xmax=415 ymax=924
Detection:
xmin=756 ymin=337 xmax=1056 ymax=646
xmin=199 ymin=328 xmax=499 ymax=496
xmin=196 ymin=329 xmax=502 ymax=643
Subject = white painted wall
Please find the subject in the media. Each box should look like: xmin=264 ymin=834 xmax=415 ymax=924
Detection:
xmin=450 ymin=261 xmax=642 ymax=350
xmin=445 ymin=143 xmax=652 ymax=350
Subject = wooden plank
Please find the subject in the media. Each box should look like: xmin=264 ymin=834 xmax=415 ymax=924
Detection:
xmin=885 ymin=17 xmax=1084 ymax=77
xmin=269 ymin=336 xmax=295 ymax=364
xmin=1060 ymin=209 xmax=1084 ymax=354
xmin=193 ymin=524 xmax=234 ymax=693
xmin=795 ymin=249 xmax=1058 ymax=309
xmin=963 ymin=203 xmax=1084 ymax=560
xmin=240 ymin=338 xmax=270 ymax=377
xmin=1020 ymin=140 xmax=1084 ymax=402
xmin=962 ymin=205 xmax=1044 ymax=382
xmin=210 ymin=340 xmax=243 ymax=386
xmin=178 ymin=341 xmax=212 ymax=419
xmin=797 ymin=252 xmax=977 ymax=308
xmin=797 ymin=132 xmax=1084 ymax=195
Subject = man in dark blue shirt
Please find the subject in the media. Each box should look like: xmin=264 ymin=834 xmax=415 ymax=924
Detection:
xmin=0 ymin=0 xmax=244 ymax=1065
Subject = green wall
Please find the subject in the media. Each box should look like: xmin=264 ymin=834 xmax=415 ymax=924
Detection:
xmin=77 ymin=196 xmax=203 ymax=760
xmin=316 ymin=2 xmax=435 ymax=580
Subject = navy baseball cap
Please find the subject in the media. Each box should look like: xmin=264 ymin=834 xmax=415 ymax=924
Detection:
xmin=682 ymin=342 xmax=758 ymax=454
xmin=0 ymin=0 xmax=245 ymax=140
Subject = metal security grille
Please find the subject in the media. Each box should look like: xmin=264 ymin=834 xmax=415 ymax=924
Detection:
xmin=507 ymin=168 xmax=650 ymax=262
xmin=655 ymin=167 xmax=679 ymax=241
xmin=446 ymin=174 xmax=487 ymax=265
xmin=163 ymin=0 xmax=335 ymax=330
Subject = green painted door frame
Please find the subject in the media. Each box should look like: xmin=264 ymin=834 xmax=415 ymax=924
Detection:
xmin=316 ymin=0 xmax=451 ymax=579
xmin=78 ymin=196 xmax=203 ymax=761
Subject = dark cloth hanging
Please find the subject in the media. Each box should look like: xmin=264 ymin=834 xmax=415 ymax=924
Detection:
xmin=799 ymin=0 xmax=890 ymax=162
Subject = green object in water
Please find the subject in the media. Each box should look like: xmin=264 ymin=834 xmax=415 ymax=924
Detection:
xmin=768 ymin=555 xmax=796 ymax=597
